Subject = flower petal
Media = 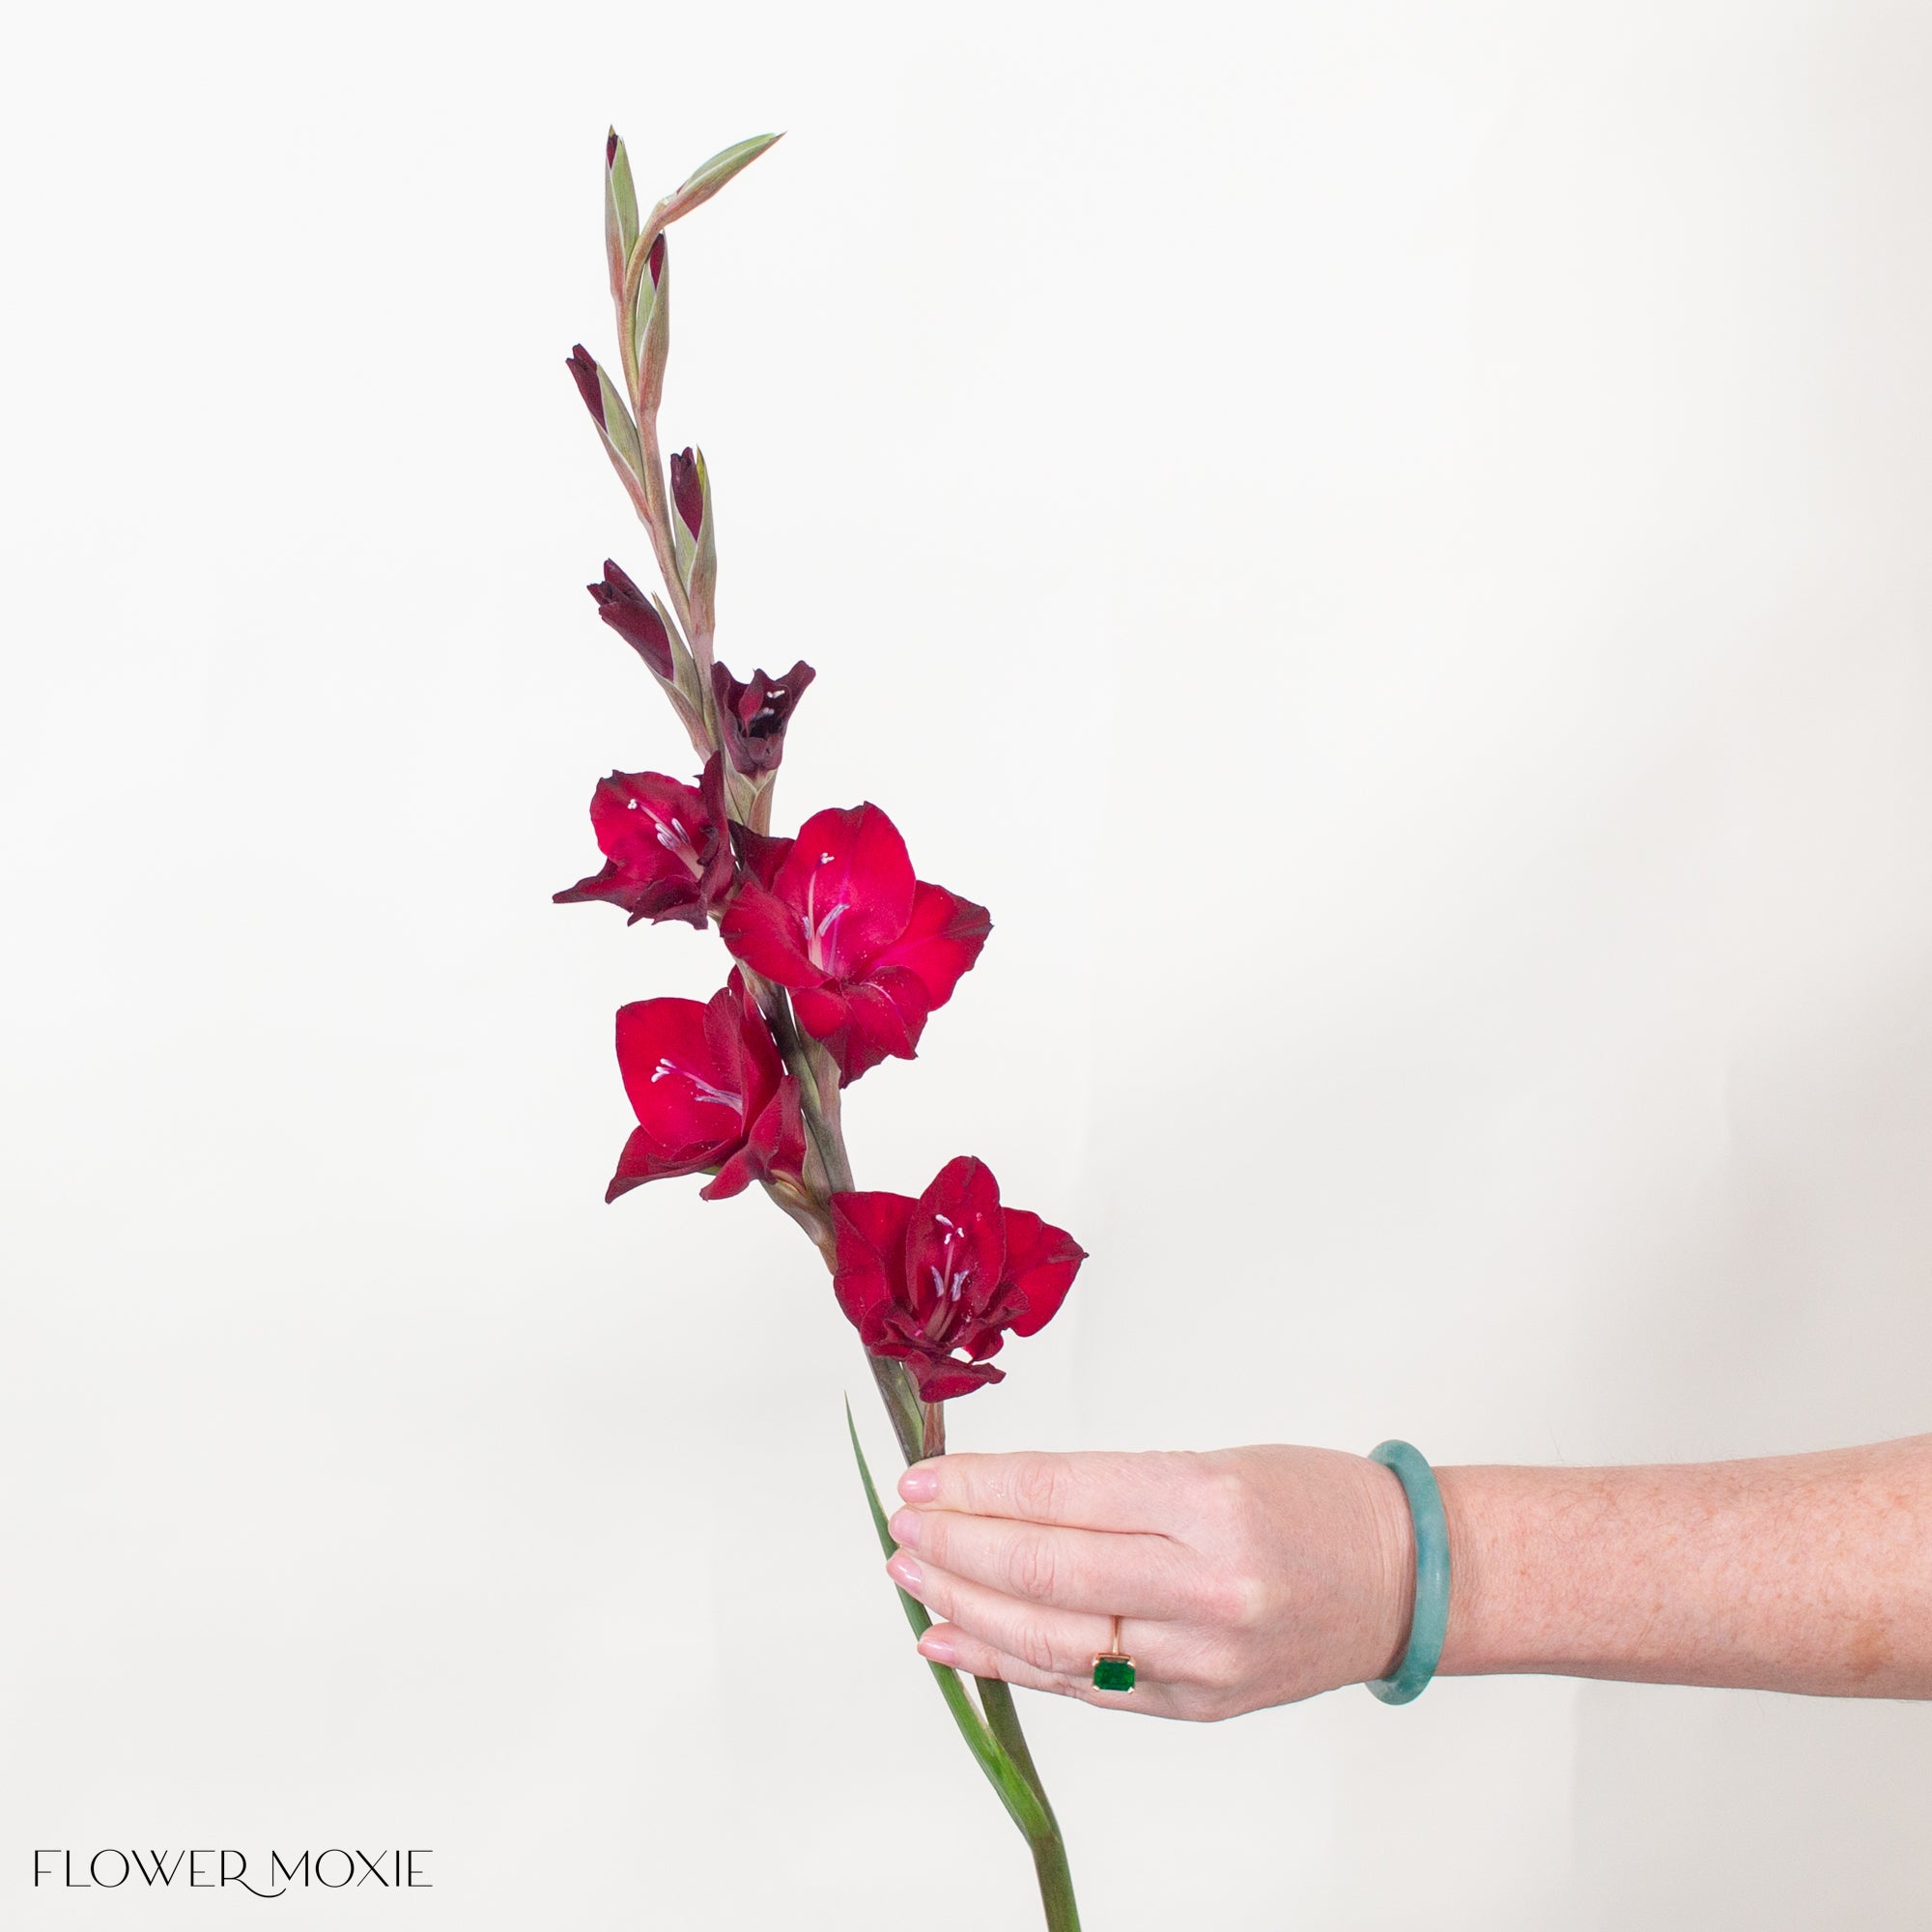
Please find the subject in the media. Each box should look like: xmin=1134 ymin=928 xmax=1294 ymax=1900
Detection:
xmin=791 ymin=981 xmax=852 ymax=1051
xmin=720 ymin=880 xmax=821 ymax=989
xmin=830 ymin=1189 xmax=915 ymax=1332
xmin=869 ymin=1336 xmax=1007 ymax=1402
xmin=831 ymin=969 xmax=930 ymax=1082
xmin=614 ymin=997 xmax=746 ymax=1157
xmin=695 ymin=753 xmax=737 ymax=909
xmin=729 ymin=823 xmax=795 ymax=894
xmin=704 ymin=1072 xmax=806 ymax=1201
xmin=999 ymin=1207 xmax=1087 ymax=1336
xmin=705 ymin=978 xmax=781 ymax=1122
xmin=554 ymin=867 xmax=710 ymax=927
xmin=873 ymin=882 xmax=992 ymax=1009
xmin=606 ymin=1124 xmax=712 ymax=1203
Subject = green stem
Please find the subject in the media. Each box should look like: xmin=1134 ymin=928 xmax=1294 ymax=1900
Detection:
xmin=844 ymin=1403 xmax=1082 ymax=1931
xmin=868 ymin=1350 xmax=923 ymax=1467
xmin=978 ymin=1663 xmax=1076 ymax=1925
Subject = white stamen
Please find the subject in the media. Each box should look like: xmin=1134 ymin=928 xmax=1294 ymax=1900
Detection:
xmin=648 ymin=1057 xmax=741 ymax=1111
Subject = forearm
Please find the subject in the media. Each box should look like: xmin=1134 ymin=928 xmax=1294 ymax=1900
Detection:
xmin=1432 ymin=1434 xmax=1932 ymax=1697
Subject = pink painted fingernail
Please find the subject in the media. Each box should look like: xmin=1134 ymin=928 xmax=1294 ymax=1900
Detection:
xmin=887 ymin=1551 xmax=923 ymax=1593
xmin=898 ymin=1465 xmax=939 ymax=1502
xmin=887 ymin=1508 xmax=920 ymax=1548
xmin=918 ymin=1634 xmax=956 ymax=1664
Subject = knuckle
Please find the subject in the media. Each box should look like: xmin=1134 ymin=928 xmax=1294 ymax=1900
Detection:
xmin=1191 ymin=1641 xmax=1245 ymax=1694
xmin=1010 ymin=1619 xmax=1060 ymax=1674
xmin=1199 ymin=1461 xmax=1257 ymax=1537
xmin=1006 ymin=1533 xmax=1060 ymax=1603
xmin=917 ymin=1513 xmax=951 ymax=1568
xmin=1188 ymin=1564 xmax=1268 ymax=1634
xmin=1009 ymin=1455 xmax=1065 ymax=1522
xmin=1168 ymin=1669 xmax=1240 ymax=1721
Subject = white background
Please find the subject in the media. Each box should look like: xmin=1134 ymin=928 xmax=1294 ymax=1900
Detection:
xmin=5 ymin=2 xmax=1930 ymax=1925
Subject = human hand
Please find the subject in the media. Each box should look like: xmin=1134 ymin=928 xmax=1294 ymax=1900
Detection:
xmin=885 ymin=1445 xmax=1416 ymax=1720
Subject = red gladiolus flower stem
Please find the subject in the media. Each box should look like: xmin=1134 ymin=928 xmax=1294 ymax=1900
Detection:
xmin=574 ymin=135 xmax=1078 ymax=1932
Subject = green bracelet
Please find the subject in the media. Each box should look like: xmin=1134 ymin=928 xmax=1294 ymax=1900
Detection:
xmin=1365 ymin=1439 xmax=1450 ymax=1705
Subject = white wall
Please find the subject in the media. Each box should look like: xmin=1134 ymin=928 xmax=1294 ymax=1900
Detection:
xmin=4 ymin=2 xmax=1928 ymax=1925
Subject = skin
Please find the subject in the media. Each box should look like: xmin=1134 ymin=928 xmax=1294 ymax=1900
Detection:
xmin=883 ymin=1434 xmax=1932 ymax=1719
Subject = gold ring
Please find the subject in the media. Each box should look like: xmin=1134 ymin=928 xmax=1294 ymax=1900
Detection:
xmin=1091 ymin=1614 xmax=1136 ymax=1692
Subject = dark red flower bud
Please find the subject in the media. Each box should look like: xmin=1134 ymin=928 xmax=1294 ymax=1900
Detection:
xmin=565 ymin=345 xmax=606 ymax=428
xmin=606 ymin=130 xmax=619 ymax=167
xmin=587 ymin=559 xmax=674 ymax=680
xmin=831 ymin=1156 xmax=1086 ymax=1400
xmin=554 ymin=753 xmax=734 ymax=927
xmin=608 ymin=974 xmax=807 ymax=1203
xmin=669 ymin=446 xmax=703 ymax=540
xmin=710 ymin=660 xmax=815 ymax=776
xmin=720 ymin=802 xmax=989 ymax=1082
xmin=648 ymin=233 xmax=666 ymax=288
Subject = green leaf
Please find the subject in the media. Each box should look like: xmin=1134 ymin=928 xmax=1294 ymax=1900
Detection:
xmin=668 ymin=132 xmax=783 ymax=220
xmin=843 ymin=1397 xmax=1053 ymax=1841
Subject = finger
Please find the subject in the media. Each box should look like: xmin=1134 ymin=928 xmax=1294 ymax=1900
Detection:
xmin=896 ymin=1448 xmax=1203 ymax=1532
xmin=887 ymin=1504 xmax=1194 ymax=1618
xmin=913 ymin=1621 xmax=1179 ymax=1715
xmin=890 ymin=1549 xmax=1150 ymax=1680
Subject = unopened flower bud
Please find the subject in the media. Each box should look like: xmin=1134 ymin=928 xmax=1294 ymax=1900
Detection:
xmin=669 ymin=447 xmax=703 ymax=540
xmin=565 ymin=344 xmax=606 ymax=427
xmin=588 ymin=560 xmax=674 ymax=679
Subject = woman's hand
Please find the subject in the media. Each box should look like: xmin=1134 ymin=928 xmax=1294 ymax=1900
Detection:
xmin=885 ymin=1445 xmax=1417 ymax=1720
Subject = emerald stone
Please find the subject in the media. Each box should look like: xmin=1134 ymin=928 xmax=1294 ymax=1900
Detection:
xmin=1092 ymin=1655 xmax=1136 ymax=1692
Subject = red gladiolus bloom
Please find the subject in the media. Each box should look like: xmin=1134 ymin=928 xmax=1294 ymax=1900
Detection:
xmin=719 ymin=802 xmax=989 ymax=1081
xmin=554 ymin=753 xmax=733 ymax=927
xmin=608 ymin=976 xmax=805 ymax=1204
xmin=831 ymin=1156 xmax=1085 ymax=1400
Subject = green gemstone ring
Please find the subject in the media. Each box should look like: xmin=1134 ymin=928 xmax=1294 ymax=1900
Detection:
xmin=1091 ymin=1615 xmax=1137 ymax=1692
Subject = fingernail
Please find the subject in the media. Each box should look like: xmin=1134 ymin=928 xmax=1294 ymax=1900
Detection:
xmin=898 ymin=1464 xmax=938 ymax=1502
xmin=887 ymin=1508 xmax=920 ymax=1548
xmin=887 ymin=1551 xmax=923 ymax=1593
xmin=918 ymin=1634 xmax=956 ymax=1664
